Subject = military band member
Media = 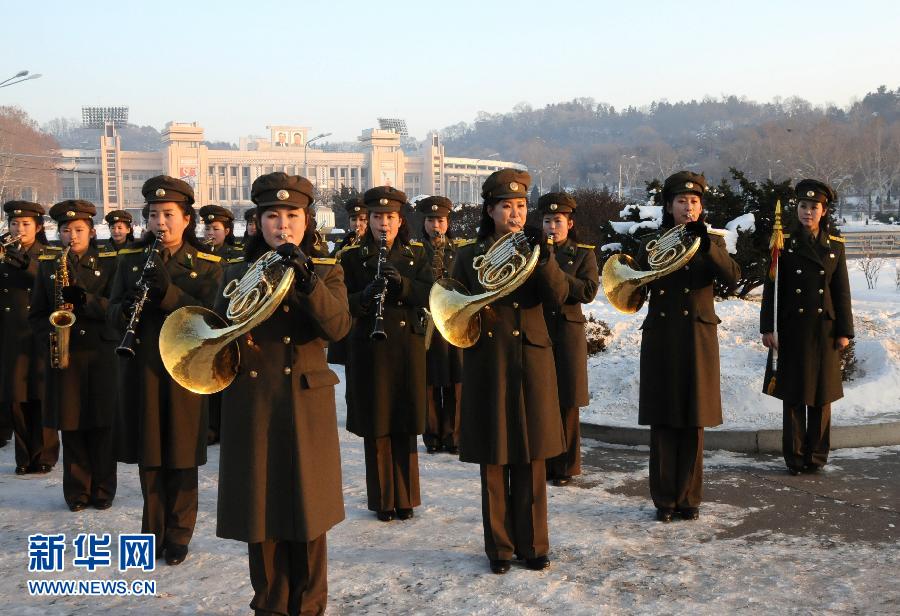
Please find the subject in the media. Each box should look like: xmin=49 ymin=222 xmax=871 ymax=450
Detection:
xmin=104 ymin=210 xmax=135 ymax=251
xmin=29 ymin=200 xmax=119 ymax=511
xmin=108 ymin=175 xmax=223 ymax=565
xmin=331 ymin=196 xmax=368 ymax=256
xmin=326 ymin=196 xmax=368 ymax=366
xmin=638 ymin=171 xmax=741 ymax=522
xmin=243 ymin=208 xmax=258 ymax=241
xmin=216 ymin=172 xmax=351 ymax=616
xmin=0 ymin=200 xmax=59 ymax=474
xmin=415 ymin=195 xmax=463 ymax=454
xmin=761 ymin=179 xmax=853 ymax=475
xmin=341 ymin=186 xmax=432 ymax=522
xmin=538 ymin=192 xmax=599 ymax=486
xmin=452 ymin=169 xmax=567 ymax=574
xmin=199 ymin=204 xmax=243 ymax=260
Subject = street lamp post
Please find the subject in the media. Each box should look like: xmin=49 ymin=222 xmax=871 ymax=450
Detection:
xmin=0 ymin=71 xmax=42 ymax=89
xmin=304 ymin=132 xmax=332 ymax=183
xmin=472 ymin=153 xmax=499 ymax=203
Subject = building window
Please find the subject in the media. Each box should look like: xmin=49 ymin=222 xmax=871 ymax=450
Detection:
xmin=219 ymin=187 xmax=226 ymax=201
xmin=209 ymin=166 xmax=214 ymax=176
xmin=231 ymin=187 xmax=238 ymax=201
xmin=231 ymin=166 xmax=237 ymax=176
xmin=242 ymin=186 xmax=250 ymax=200
xmin=242 ymin=166 xmax=250 ymax=177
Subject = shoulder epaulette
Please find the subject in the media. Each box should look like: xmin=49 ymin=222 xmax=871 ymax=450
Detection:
xmin=783 ymin=233 xmax=791 ymax=239
xmin=456 ymin=239 xmax=476 ymax=247
xmin=38 ymin=254 xmax=58 ymax=261
xmin=829 ymin=235 xmax=845 ymax=244
xmin=43 ymin=246 xmax=62 ymax=252
xmin=195 ymin=251 xmax=221 ymax=262
xmin=226 ymin=257 xmax=245 ymax=264
xmin=118 ymin=247 xmax=145 ymax=255
xmin=311 ymin=257 xmax=337 ymax=265
xmin=576 ymin=243 xmax=596 ymax=250
xmin=340 ymin=244 xmax=361 ymax=252
xmin=408 ymin=240 xmax=423 ymax=247
xmin=97 ymin=251 xmax=118 ymax=258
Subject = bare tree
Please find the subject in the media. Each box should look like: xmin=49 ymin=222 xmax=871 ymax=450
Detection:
xmin=0 ymin=106 xmax=59 ymax=207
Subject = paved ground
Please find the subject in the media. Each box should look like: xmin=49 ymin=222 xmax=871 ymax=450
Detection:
xmin=580 ymin=442 xmax=900 ymax=544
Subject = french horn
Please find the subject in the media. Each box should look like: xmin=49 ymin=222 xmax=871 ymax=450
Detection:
xmin=602 ymin=224 xmax=701 ymax=313
xmin=159 ymin=250 xmax=295 ymax=394
xmin=429 ymin=231 xmax=540 ymax=348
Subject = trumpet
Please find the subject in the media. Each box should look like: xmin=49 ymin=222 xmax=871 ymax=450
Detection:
xmin=116 ymin=235 xmax=162 ymax=357
xmin=0 ymin=232 xmax=21 ymax=259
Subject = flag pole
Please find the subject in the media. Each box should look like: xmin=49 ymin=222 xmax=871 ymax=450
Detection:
xmin=766 ymin=199 xmax=784 ymax=395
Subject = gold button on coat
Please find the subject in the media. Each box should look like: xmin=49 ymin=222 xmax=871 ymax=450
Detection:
xmin=283 ymin=367 xmax=292 ymax=375
xmin=249 ymin=370 xmax=258 ymax=378
xmin=512 ymin=302 xmax=519 ymax=309
xmin=512 ymin=329 xmax=520 ymax=336
xmin=282 ymin=336 xmax=291 ymax=344
xmin=683 ymin=310 xmax=689 ymax=316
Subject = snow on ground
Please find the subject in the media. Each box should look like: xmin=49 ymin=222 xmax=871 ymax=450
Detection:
xmin=2 ymin=386 xmax=899 ymax=614
xmin=583 ymin=258 xmax=900 ymax=430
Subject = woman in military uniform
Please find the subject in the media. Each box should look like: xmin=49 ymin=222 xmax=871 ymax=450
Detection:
xmin=243 ymin=208 xmax=257 ymax=241
xmin=29 ymin=200 xmax=119 ymax=511
xmin=326 ymin=196 xmax=368 ymax=366
xmin=200 ymin=204 xmax=242 ymax=260
xmin=452 ymin=169 xmax=567 ymax=574
xmin=415 ymin=195 xmax=463 ymax=454
xmin=341 ymin=186 xmax=431 ymax=522
xmin=215 ymin=172 xmax=351 ymax=616
xmin=538 ymin=192 xmax=599 ymax=486
xmin=0 ymin=200 xmax=58 ymax=475
xmin=108 ymin=175 xmax=222 ymax=565
xmin=638 ymin=171 xmax=741 ymax=522
xmin=104 ymin=210 xmax=134 ymax=251
xmin=761 ymin=179 xmax=853 ymax=475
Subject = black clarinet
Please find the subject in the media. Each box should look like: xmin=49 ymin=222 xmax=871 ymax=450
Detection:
xmin=116 ymin=235 xmax=162 ymax=358
xmin=370 ymin=232 xmax=388 ymax=341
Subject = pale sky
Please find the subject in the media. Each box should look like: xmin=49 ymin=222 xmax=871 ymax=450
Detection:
xmin=2 ymin=0 xmax=898 ymax=143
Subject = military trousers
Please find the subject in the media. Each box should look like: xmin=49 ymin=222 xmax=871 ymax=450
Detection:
xmin=649 ymin=426 xmax=704 ymax=510
xmin=208 ymin=393 xmax=221 ymax=445
xmin=547 ymin=406 xmax=581 ymax=479
xmin=363 ymin=435 xmax=421 ymax=512
xmin=248 ymin=534 xmax=328 ymax=616
xmin=61 ymin=428 xmax=117 ymax=508
xmin=10 ymin=400 xmax=59 ymax=469
xmin=479 ymin=462 xmax=549 ymax=561
xmin=424 ymin=383 xmax=461 ymax=450
xmin=138 ymin=465 xmax=198 ymax=550
xmin=783 ymin=402 xmax=831 ymax=469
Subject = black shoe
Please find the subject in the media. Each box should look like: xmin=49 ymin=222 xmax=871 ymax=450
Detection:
xmin=15 ymin=465 xmax=28 ymax=475
xmin=656 ymin=508 xmax=674 ymax=523
xmin=444 ymin=445 xmax=459 ymax=455
xmin=206 ymin=430 xmax=219 ymax=445
xmin=396 ymin=508 xmax=414 ymax=520
xmin=426 ymin=445 xmax=439 ymax=454
xmin=376 ymin=510 xmax=395 ymax=522
xmin=787 ymin=466 xmax=802 ymax=476
xmin=92 ymin=499 xmax=113 ymax=510
xmin=525 ymin=555 xmax=551 ymax=570
xmin=802 ymin=463 xmax=822 ymax=474
xmin=33 ymin=463 xmax=53 ymax=474
xmin=678 ymin=508 xmax=700 ymax=521
xmin=552 ymin=477 xmax=571 ymax=487
xmin=165 ymin=544 xmax=188 ymax=566
xmin=69 ymin=501 xmax=88 ymax=512
xmin=489 ymin=559 xmax=511 ymax=574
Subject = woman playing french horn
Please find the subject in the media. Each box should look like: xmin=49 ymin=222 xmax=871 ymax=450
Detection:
xmin=212 ymin=172 xmax=351 ymax=616
xmin=448 ymin=169 xmax=567 ymax=575
xmin=636 ymin=171 xmax=740 ymax=523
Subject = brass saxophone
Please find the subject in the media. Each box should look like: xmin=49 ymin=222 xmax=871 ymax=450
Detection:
xmin=432 ymin=231 xmax=447 ymax=280
xmin=49 ymin=244 xmax=76 ymax=369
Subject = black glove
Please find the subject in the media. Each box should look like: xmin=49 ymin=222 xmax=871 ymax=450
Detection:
xmin=2 ymin=248 xmax=29 ymax=269
xmin=521 ymin=225 xmax=552 ymax=261
xmin=685 ymin=220 xmax=711 ymax=253
xmin=142 ymin=254 xmax=171 ymax=301
xmin=380 ymin=262 xmax=402 ymax=295
xmin=361 ymin=277 xmax=387 ymax=310
xmin=61 ymin=285 xmax=87 ymax=307
xmin=121 ymin=287 xmax=143 ymax=319
xmin=276 ymin=243 xmax=318 ymax=293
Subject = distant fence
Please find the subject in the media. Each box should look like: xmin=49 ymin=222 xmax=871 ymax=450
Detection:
xmin=841 ymin=230 xmax=900 ymax=258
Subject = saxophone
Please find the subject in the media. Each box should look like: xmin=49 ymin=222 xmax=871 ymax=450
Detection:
xmin=432 ymin=231 xmax=447 ymax=280
xmin=49 ymin=244 xmax=77 ymax=369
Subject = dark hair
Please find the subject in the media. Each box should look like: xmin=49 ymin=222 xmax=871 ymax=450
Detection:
xmin=365 ymin=211 xmax=411 ymax=245
xmin=138 ymin=202 xmax=202 ymax=249
xmin=476 ymin=199 xmax=500 ymax=240
xmin=221 ymin=219 xmax=236 ymax=245
xmin=244 ymin=209 xmax=316 ymax=261
xmin=108 ymin=219 xmax=135 ymax=244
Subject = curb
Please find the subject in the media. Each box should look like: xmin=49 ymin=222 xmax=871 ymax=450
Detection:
xmin=581 ymin=421 xmax=900 ymax=454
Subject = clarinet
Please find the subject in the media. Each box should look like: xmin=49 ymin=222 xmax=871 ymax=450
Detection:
xmin=370 ymin=232 xmax=389 ymax=341
xmin=116 ymin=234 xmax=162 ymax=358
